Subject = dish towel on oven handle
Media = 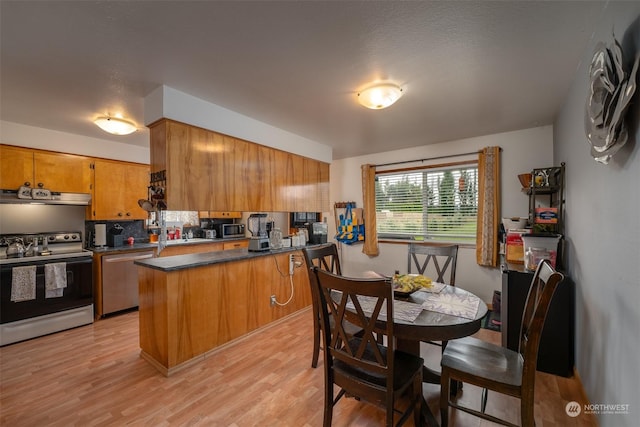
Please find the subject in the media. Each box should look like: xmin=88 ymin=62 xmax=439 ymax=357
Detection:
xmin=11 ymin=265 xmax=37 ymax=302
xmin=45 ymin=262 xmax=67 ymax=298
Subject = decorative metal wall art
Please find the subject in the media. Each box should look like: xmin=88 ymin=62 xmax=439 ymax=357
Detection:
xmin=585 ymin=36 xmax=639 ymax=164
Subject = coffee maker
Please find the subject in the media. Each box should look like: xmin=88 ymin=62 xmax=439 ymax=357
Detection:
xmin=307 ymin=222 xmax=328 ymax=244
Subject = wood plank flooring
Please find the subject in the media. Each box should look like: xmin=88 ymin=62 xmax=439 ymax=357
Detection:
xmin=0 ymin=309 xmax=597 ymax=426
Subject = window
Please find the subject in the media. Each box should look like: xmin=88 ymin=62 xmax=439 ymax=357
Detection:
xmin=375 ymin=164 xmax=478 ymax=243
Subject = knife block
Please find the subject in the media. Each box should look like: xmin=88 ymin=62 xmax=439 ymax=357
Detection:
xmin=107 ymin=234 xmax=124 ymax=247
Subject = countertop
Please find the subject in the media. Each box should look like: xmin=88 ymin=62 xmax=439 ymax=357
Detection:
xmin=134 ymin=243 xmax=323 ymax=272
xmin=90 ymin=237 xmax=248 ymax=255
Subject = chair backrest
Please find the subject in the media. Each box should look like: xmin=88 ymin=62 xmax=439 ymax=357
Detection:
xmin=519 ymin=260 xmax=564 ymax=387
xmin=302 ymin=243 xmax=342 ymax=276
xmin=313 ymin=267 xmax=395 ymax=390
xmin=407 ymin=243 xmax=458 ymax=285
xmin=302 ymin=244 xmax=342 ymax=316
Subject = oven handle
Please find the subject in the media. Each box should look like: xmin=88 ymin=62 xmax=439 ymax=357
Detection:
xmin=103 ymin=253 xmax=154 ymax=263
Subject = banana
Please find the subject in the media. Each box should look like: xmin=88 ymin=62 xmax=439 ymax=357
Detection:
xmin=393 ymin=274 xmax=432 ymax=292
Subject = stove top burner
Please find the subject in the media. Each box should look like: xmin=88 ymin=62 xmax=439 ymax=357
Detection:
xmin=0 ymin=231 xmax=91 ymax=265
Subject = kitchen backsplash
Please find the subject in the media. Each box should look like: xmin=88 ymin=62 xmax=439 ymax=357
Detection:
xmin=85 ymin=220 xmax=148 ymax=247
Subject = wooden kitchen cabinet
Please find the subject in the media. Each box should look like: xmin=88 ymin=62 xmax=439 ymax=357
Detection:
xmin=208 ymin=211 xmax=242 ymax=219
xmin=149 ymin=119 xmax=329 ymax=212
xmin=222 ymin=239 xmax=248 ymax=250
xmin=89 ymin=159 xmax=149 ymax=220
xmin=0 ymin=144 xmax=91 ymax=193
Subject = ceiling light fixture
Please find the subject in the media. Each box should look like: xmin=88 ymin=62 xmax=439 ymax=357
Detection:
xmin=357 ymin=83 xmax=403 ymax=109
xmin=94 ymin=116 xmax=137 ymax=135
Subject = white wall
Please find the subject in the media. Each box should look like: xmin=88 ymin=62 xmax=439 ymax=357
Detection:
xmin=1 ymin=120 xmax=149 ymax=164
xmin=554 ymin=5 xmax=640 ymax=426
xmin=329 ymin=125 xmax=553 ymax=303
xmin=144 ymin=86 xmax=332 ymax=163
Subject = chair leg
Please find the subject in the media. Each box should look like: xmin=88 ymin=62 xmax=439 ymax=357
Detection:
xmin=440 ymin=369 xmax=450 ymax=427
xmin=413 ymin=374 xmax=422 ymax=427
xmin=521 ymin=397 xmax=535 ymax=427
xmin=323 ymin=383 xmax=333 ymax=427
xmin=442 ymin=342 xmax=462 ymax=396
xmin=311 ymin=316 xmax=320 ymax=368
xmin=481 ymin=388 xmax=488 ymax=413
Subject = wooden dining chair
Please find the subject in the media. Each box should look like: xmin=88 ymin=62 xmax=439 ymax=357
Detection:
xmin=407 ymin=243 xmax=458 ymax=285
xmin=408 ymin=243 xmax=459 ymax=353
xmin=439 ymin=260 xmax=564 ymax=427
xmin=302 ymin=244 xmax=362 ymax=368
xmin=312 ymin=267 xmax=424 ymax=427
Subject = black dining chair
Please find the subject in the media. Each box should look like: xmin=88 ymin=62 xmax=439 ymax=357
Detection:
xmin=302 ymin=244 xmax=362 ymax=368
xmin=407 ymin=243 xmax=458 ymax=286
xmin=313 ymin=267 xmax=424 ymax=427
xmin=439 ymin=260 xmax=564 ymax=427
xmin=408 ymin=244 xmax=458 ymax=349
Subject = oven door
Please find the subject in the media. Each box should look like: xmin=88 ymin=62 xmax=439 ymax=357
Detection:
xmin=0 ymin=257 xmax=93 ymax=324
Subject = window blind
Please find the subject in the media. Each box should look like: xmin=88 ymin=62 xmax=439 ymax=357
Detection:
xmin=375 ymin=165 xmax=478 ymax=243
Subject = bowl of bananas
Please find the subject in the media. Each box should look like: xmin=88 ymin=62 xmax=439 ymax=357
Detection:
xmin=392 ymin=274 xmax=432 ymax=297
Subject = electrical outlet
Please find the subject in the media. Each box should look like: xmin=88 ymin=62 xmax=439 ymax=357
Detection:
xmin=289 ymin=254 xmax=295 ymax=275
xmin=270 ymin=295 xmax=276 ymax=306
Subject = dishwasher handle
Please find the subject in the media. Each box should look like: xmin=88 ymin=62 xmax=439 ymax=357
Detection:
xmin=103 ymin=253 xmax=154 ymax=263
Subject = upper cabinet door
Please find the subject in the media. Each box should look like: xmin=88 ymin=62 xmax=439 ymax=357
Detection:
xmin=0 ymin=145 xmax=34 ymax=190
xmin=33 ymin=151 xmax=92 ymax=193
xmin=91 ymin=159 xmax=149 ymax=220
xmin=149 ymin=119 xmax=330 ymax=212
xmin=0 ymin=145 xmax=91 ymax=193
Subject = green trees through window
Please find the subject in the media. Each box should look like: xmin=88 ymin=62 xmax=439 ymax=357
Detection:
xmin=375 ymin=166 xmax=478 ymax=242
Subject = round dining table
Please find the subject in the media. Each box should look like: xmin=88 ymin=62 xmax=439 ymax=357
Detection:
xmin=392 ymin=285 xmax=488 ymax=356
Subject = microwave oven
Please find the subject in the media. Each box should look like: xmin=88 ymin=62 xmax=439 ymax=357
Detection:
xmin=214 ymin=223 xmax=245 ymax=238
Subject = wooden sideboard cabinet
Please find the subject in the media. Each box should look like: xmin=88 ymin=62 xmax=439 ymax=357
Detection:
xmin=501 ymin=267 xmax=574 ymax=377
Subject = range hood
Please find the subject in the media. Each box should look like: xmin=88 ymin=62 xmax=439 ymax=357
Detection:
xmin=0 ymin=189 xmax=91 ymax=205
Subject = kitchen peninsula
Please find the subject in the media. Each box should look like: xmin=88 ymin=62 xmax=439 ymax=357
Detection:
xmin=135 ymin=246 xmax=312 ymax=376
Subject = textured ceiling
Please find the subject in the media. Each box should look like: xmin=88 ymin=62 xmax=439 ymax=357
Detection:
xmin=0 ymin=1 xmax=605 ymax=159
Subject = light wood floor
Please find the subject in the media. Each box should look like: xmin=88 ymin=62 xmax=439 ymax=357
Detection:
xmin=0 ymin=308 xmax=597 ymax=426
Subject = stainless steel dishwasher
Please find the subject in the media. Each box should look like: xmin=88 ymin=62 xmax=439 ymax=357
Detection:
xmin=101 ymin=250 xmax=155 ymax=315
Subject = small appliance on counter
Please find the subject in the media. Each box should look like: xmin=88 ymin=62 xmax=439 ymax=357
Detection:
xmin=247 ymin=213 xmax=270 ymax=252
xmin=307 ymin=222 xmax=328 ymax=244
xmin=211 ymin=220 xmax=245 ymax=239
xmin=107 ymin=223 xmax=124 ymax=247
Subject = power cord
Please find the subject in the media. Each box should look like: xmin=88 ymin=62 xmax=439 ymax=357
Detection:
xmin=271 ymin=253 xmax=303 ymax=306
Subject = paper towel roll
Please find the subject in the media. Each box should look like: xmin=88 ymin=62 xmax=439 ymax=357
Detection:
xmin=95 ymin=224 xmax=106 ymax=247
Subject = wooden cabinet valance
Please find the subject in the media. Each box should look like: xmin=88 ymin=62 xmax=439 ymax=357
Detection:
xmin=149 ymin=119 xmax=329 ymax=212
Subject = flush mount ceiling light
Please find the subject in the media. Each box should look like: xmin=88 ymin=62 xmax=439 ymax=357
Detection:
xmin=94 ymin=116 xmax=137 ymax=135
xmin=357 ymin=83 xmax=403 ymax=109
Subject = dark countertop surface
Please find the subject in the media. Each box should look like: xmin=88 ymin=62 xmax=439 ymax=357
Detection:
xmin=91 ymin=237 xmax=248 ymax=255
xmin=134 ymin=243 xmax=323 ymax=272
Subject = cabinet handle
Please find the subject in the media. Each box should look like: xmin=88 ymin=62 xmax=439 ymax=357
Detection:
xmin=118 ymin=212 xmax=123 ymax=217
xmin=24 ymin=181 xmax=31 ymax=187
xmin=126 ymin=212 xmax=131 ymax=217
xmin=37 ymin=182 xmax=44 ymax=188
